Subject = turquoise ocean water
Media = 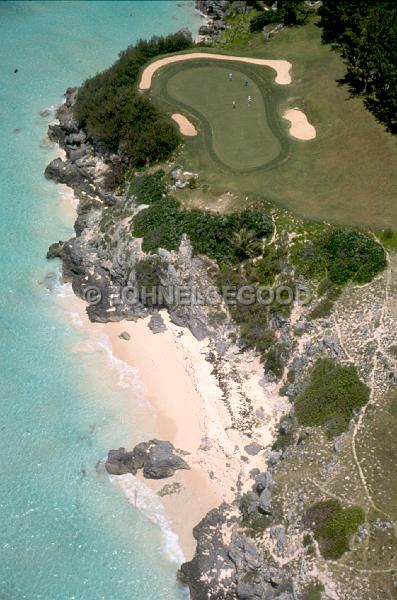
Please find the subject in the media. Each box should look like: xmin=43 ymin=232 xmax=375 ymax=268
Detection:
xmin=0 ymin=2 xmax=202 ymax=598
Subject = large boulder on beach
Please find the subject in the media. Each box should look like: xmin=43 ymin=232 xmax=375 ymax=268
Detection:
xmin=105 ymin=439 xmax=190 ymax=479
xmin=143 ymin=440 xmax=190 ymax=479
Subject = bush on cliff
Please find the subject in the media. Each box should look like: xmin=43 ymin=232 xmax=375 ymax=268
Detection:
xmin=292 ymin=228 xmax=386 ymax=286
xmin=129 ymin=169 xmax=168 ymax=204
xmin=295 ymin=358 xmax=369 ymax=437
xmin=250 ymin=0 xmax=309 ymax=32
xmin=132 ymin=197 xmax=273 ymax=263
xmin=74 ymin=31 xmax=193 ymax=166
xmin=304 ymin=499 xmax=364 ymax=559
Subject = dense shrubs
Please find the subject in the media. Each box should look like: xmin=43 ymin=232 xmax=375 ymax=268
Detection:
xmin=250 ymin=10 xmax=282 ymax=32
xmin=129 ymin=170 xmax=167 ymax=204
xmin=292 ymin=228 xmax=387 ymax=286
xmin=250 ymin=0 xmax=309 ymax=32
xmin=304 ymin=499 xmax=364 ymax=559
xmin=132 ymin=197 xmax=273 ymax=263
xmin=295 ymin=358 xmax=369 ymax=437
xmin=320 ymin=228 xmax=387 ymax=285
xmin=74 ymin=32 xmax=193 ymax=166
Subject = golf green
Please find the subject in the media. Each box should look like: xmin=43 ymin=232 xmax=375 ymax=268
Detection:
xmin=165 ymin=64 xmax=282 ymax=170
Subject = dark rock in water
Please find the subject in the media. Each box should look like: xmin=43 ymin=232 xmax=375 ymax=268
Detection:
xmin=119 ymin=331 xmax=131 ymax=341
xmin=45 ymin=158 xmax=84 ymax=186
xmin=105 ymin=439 xmax=190 ymax=479
xmin=47 ymin=241 xmax=65 ymax=259
xmin=40 ymin=109 xmax=50 ymax=118
xmin=244 ymin=442 xmax=261 ymax=456
xmin=48 ymin=124 xmax=67 ymax=144
xmin=14 ymin=68 xmax=18 ymax=73
xmin=40 ymin=271 xmax=59 ymax=293
xmin=105 ymin=446 xmax=145 ymax=475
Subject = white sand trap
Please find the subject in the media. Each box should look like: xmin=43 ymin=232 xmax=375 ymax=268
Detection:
xmin=283 ymin=108 xmax=316 ymax=140
xmin=139 ymin=52 xmax=292 ymax=90
xmin=171 ymin=113 xmax=197 ymax=136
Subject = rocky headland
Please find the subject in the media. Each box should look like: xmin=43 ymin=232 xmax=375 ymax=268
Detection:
xmin=45 ymin=73 xmax=397 ymax=599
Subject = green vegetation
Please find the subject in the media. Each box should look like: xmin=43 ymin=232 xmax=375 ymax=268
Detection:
xmin=319 ymin=1 xmax=397 ymax=134
xmin=303 ymin=583 xmax=325 ymax=600
xmin=304 ymin=499 xmax=365 ymax=560
xmin=250 ymin=0 xmax=309 ymax=32
xmin=132 ymin=197 xmax=273 ymax=263
xmin=379 ymin=228 xmax=397 ymax=253
xmin=129 ymin=169 xmax=167 ymax=204
xmin=151 ymin=25 xmax=397 ymax=229
xmin=74 ymin=32 xmax=193 ymax=166
xmin=356 ymin=393 xmax=397 ymax=519
xmin=212 ymin=3 xmax=255 ymax=48
xmin=295 ymin=358 xmax=370 ymax=437
xmin=292 ymin=228 xmax=387 ymax=285
xmin=165 ymin=64 xmax=282 ymax=170
xmin=135 ymin=255 xmax=166 ymax=306
xmin=240 ymin=492 xmax=271 ymax=537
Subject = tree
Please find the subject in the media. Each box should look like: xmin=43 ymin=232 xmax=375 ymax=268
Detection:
xmin=318 ymin=1 xmax=397 ymax=134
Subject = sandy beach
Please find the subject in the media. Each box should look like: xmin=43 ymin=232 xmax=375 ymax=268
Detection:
xmin=54 ymin=187 xmax=288 ymax=561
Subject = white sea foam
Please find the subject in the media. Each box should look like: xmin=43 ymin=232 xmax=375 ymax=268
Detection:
xmin=58 ymin=184 xmax=78 ymax=210
xmin=95 ymin=332 xmax=145 ymax=398
xmin=50 ymin=279 xmax=146 ymax=401
xmin=111 ymin=473 xmax=185 ymax=565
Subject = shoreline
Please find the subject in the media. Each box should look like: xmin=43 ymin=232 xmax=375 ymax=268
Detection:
xmin=55 ymin=265 xmax=287 ymax=561
xmin=53 ymin=184 xmax=287 ymax=561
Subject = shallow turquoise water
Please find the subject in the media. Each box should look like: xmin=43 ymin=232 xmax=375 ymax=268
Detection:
xmin=0 ymin=2 xmax=201 ymax=598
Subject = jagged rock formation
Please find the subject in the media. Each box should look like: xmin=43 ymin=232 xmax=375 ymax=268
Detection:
xmin=105 ymin=440 xmax=190 ymax=479
xmin=45 ymin=89 xmax=236 ymax=351
xmin=196 ymin=0 xmax=229 ymax=36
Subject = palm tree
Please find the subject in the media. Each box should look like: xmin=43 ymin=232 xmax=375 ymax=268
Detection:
xmin=233 ymin=228 xmax=262 ymax=259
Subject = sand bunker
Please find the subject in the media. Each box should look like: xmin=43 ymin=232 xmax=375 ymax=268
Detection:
xmin=139 ymin=52 xmax=292 ymax=90
xmin=171 ymin=113 xmax=197 ymax=136
xmin=283 ymin=108 xmax=316 ymax=140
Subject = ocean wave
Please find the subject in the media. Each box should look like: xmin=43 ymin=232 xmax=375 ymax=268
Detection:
xmin=48 ymin=278 xmax=146 ymax=400
xmin=95 ymin=332 xmax=145 ymax=397
xmin=111 ymin=473 xmax=186 ymax=566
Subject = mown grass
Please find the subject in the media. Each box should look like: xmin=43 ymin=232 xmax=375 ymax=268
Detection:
xmin=165 ymin=64 xmax=282 ymax=170
xmin=149 ymin=23 xmax=397 ymax=229
xmin=355 ymin=393 xmax=397 ymax=520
